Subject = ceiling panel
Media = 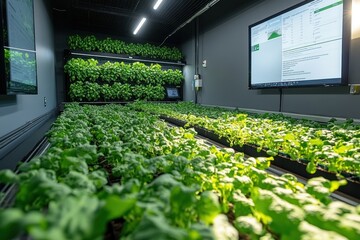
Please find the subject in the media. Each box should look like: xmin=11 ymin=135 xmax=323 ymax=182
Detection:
xmin=52 ymin=0 xmax=218 ymax=45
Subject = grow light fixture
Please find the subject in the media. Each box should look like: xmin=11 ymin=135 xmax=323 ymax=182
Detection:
xmin=133 ymin=17 xmax=147 ymax=35
xmin=153 ymin=0 xmax=163 ymax=10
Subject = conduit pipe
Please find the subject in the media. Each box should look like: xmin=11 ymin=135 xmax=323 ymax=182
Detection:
xmin=159 ymin=0 xmax=222 ymax=46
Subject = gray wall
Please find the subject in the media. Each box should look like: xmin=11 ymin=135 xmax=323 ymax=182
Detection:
xmin=0 ymin=0 xmax=56 ymax=137
xmin=181 ymin=0 xmax=360 ymax=119
xmin=182 ymin=38 xmax=196 ymax=102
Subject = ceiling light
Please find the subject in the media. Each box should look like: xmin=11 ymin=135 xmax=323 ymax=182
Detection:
xmin=153 ymin=0 xmax=163 ymax=10
xmin=133 ymin=17 xmax=147 ymax=35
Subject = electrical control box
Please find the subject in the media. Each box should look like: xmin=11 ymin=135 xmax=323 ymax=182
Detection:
xmin=195 ymin=79 xmax=202 ymax=87
xmin=194 ymin=74 xmax=202 ymax=88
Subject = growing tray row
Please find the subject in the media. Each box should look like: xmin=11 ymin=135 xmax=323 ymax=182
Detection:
xmin=69 ymin=82 xmax=165 ymax=102
xmin=68 ymin=35 xmax=183 ymax=61
xmin=64 ymin=59 xmax=183 ymax=85
xmin=159 ymin=115 xmax=360 ymax=199
xmin=129 ymin=102 xmax=360 ymax=178
xmin=0 ymin=104 xmax=359 ymax=240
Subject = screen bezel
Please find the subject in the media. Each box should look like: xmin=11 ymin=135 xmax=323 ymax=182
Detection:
xmin=0 ymin=0 xmax=6 ymax=94
xmin=248 ymin=0 xmax=351 ymax=89
xmin=0 ymin=0 xmax=38 ymax=95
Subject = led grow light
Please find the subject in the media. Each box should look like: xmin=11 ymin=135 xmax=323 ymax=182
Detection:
xmin=133 ymin=17 xmax=147 ymax=35
xmin=153 ymin=0 xmax=163 ymax=10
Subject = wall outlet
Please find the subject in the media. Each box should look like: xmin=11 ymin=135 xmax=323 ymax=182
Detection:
xmin=202 ymin=60 xmax=207 ymax=68
xmin=44 ymin=97 xmax=47 ymax=107
xmin=350 ymin=84 xmax=360 ymax=94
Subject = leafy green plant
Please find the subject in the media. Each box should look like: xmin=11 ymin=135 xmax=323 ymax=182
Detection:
xmin=68 ymin=35 xmax=97 ymax=52
xmin=68 ymin=35 xmax=184 ymax=61
xmin=65 ymin=59 xmax=182 ymax=102
xmin=162 ymin=69 xmax=184 ymax=85
xmin=132 ymin=85 xmax=165 ymax=101
xmin=0 ymin=104 xmax=359 ymax=239
xmin=68 ymin=82 xmax=101 ymax=101
xmin=100 ymin=84 xmax=115 ymax=101
xmin=64 ymin=58 xmax=100 ymax=82
xmin=64 ymin=59 xmax=184 ymax=86
xmin=100 ymin=61 xmax=121 ymax=83
xmin=112 ymin=83 xmax=132 ymax=101
xmin=69 ymin=82 xmax=165 ymax=102
xmin=118 ymin=62 xmax=132 ymax=83
xmin=68 ymin=82 xmax=85 ymax=101
xmin=129 ymin=102 xmax=360 ymax=176
xmin=67 ymin=34 xmax=82 ymax=50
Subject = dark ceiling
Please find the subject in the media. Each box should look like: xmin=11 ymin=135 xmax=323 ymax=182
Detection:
xmin=52 ymin=0 xmax=217 ymax=45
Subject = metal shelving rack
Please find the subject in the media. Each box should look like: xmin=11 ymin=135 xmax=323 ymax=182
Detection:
xmin=63 ymin=50 xmax=185 ymax=103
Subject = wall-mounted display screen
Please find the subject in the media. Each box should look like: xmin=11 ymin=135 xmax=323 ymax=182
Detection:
xmin=249 ymin=0 xmax=351 ymax=89
xmin=0 ymin=0 xmax=37 ymax=95
xmin=166 ymin=87 xmax=180 ymax=98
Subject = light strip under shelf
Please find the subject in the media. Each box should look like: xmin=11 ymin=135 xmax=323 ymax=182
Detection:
xmin=133 ymin=17 xmax=147 ymax=35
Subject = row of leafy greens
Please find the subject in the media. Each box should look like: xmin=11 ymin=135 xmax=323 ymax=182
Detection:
xmin=0 ymin=104 xmax=359 ymax=240
xmin=68 ymin=35 xmax=183 ymax=61
xmin=64 ymin=59 xmax=183 ymax=85
xmin=69 ymin=82 xmax=165 ymax=102
xmin=129 ymin=101 xmax=360 ymax=177
xmin=64 ymin=59 xmax=183 ymax=102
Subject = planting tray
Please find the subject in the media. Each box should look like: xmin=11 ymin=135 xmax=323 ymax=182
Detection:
xmin=160 ymin=115 xmax=360 ymax=201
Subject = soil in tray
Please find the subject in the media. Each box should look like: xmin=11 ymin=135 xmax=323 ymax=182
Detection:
xmin=103 ymin=218 xmax=125 ymax=240
xmin=226 ymin=204 xmax=235 ymax=224
xmin=104 ymin=223 xmax=115 ymax=240
xmin=111 ymin=218 xmax=125 ymax=239
xmin=99 ymin=157 xmax=122 ymax=183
